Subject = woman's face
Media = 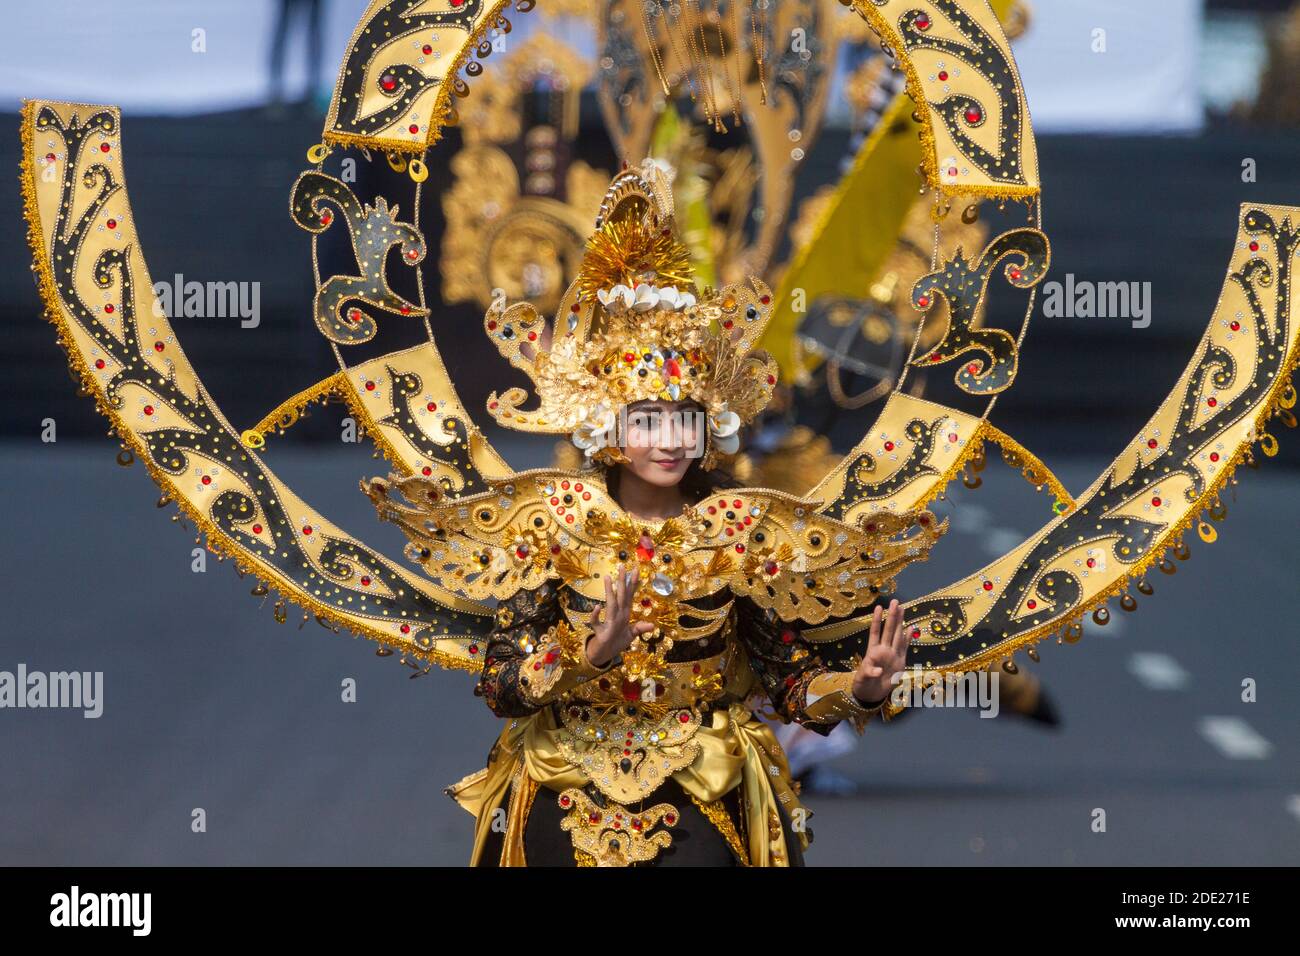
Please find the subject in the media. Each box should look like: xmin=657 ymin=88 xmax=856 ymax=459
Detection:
xmin=619 ymin=399 xmax=706 ymax=488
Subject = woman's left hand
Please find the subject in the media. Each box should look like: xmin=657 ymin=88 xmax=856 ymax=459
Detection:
xmin=850 ymin=599 xmax=907 ymax=706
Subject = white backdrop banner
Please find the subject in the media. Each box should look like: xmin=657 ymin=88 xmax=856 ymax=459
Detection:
xmin=0 ymin=0 xmax=1204 ymax=133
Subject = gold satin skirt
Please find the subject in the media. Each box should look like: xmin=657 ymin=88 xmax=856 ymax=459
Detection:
xmin=445 ymin=700 xmax=812 ymax=866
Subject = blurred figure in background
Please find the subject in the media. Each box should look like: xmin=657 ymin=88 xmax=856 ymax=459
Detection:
xmin=268 ymin=0 xmax=326 ymax=114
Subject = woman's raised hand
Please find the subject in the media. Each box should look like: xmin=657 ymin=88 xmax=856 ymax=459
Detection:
xmin=850 ymin=598 xmax=908 ymax=706
xmin=585 ymin=564 xmax=656 ymax=668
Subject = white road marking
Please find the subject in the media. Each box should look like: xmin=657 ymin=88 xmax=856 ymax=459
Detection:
xmin=1287 ymin=795 xmax=1300 ymax=824
xmin=1128 ymin=652 xmax=1190 ymax=690
xmin=1198 ymin=717 xmax=1273 ymax=759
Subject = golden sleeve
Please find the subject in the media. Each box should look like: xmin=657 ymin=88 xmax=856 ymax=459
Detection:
xmin=476 ymin=581 xmax=615 ymax=717
xmin=733 ymin=596 xmax=893 ymax=736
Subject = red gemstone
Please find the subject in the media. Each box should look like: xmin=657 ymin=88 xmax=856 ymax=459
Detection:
xmin=938 ymin=71 xmax=949 ymax=82
xmin=1207 ymin=397 xmax=1217 ymax=407
xmin=347 ymin=308 xmax=361 ymax=323
xmin=911 ymin=629 xmax=920 ymax=639
xmin=400 ymin=623 xmax=410 ymax=634
xmin=982 ymin=580 xmax=993 ymax=591
xmin=582 ymin=492 xmax=591 ymax=500
xmin=781 ymin=629 xmax=794 ymax=645
xmin=723 ymin=320 xmax=734 ymax=330
xmin=948 ymin=433 xmax=958 ymax=442
xmin=571 ymin=303 xmax=581 ymax=313
xmin=677 ymin=713 xmax=689 ymax=723
xmin=965 ymin=107 xmax=982 ymax=124
xmin=94 ymin=359 xmax=105 ymax=369
xmin=565 ymin=514 xmax=574 ymax=524
xmin=360 ymin=576 xmax=371 ymax=587
xmin=421 ymin=466 xmax=432 ymax=476
xmin=562 ymin=481 xmax=570 ymax=490
xmin=1147 ymin=439 xmax=1158 ymax=449
xmin=103 ymin=304 xmax=114 ymax=314
xmin=1230 ymin=321 xmax=1240 ymax=331
xmin=918 ymin=295 xmax=931 ymax=308
xmin=422 ymin=44 xmax=433 ymax=55
xmin=1009 ymin=268 xmax=1022 ymax=280
xmin=302 ymin=525 xmax=313 ymax=535
xmin=760 ymin=295 xmax=771 ymax=305
xmin=884 ymin=441 xmax=895 ymax=451
xmin=575 ymin=483 xmax=583 ymax=492
xmin=1210 ymin=452 xmax=1220 ymax=462
xmin=106 ymin=218 xmax=117 ymax=229
xmin=764 ymin=560 xmax=779 ymax=575
xmin=725 ymin=528 xmax=735 ymax=536
xmin=320 ymin=212 xmax=331 ymax=225
xmin=400 ymin=304 xmax=412 ymax=314
xmin=45 ymin=153 xmax=55 ymax=162
xmin=1249 ymin=241 xmax=1260 ymax=252
xmin=735 ymin=544 xmax=745 ymax=554
xmin=487 ymin=320 xmax=498 ymax=331
xmin=380 ymin=74 xmax=397 ymax=91
xmin=406 ymin=250 xmax=418 ymax=260
xmin=143 ymin=405 xmax=154 ymax=415
xmin=489 ymin=401 xmax=499 ymax=410
xmin=1086 ymin=558 xmax=1096 ymax=568
xmin=201 ymin=475 xmax=211 ymax=485
xmin=916 ymin=13 xmax=931 ymax=29
xmin=365 ymin=380 xmax=376 ymax=391
xmin=252 ymin=524 xmax=262 ymax=534
xmin=1027 ymin=599 xmax=1037 ymax=610
xmin=426 ymin=401 xmax=437 ymax=412
xmin=408 ymin=124 xmax=419 ymax=134
xmin=636 ymin=534 xmax=655 ymax=561
xmin=1151 ymin=497 xmax=1162 ymax=507
xmin=767 ymin=374 xmax=777 ymax=385
xmin=154 ymin=341 xmax=164 ymax=352
xmin=527 ymin=331 xmax=537 ymax=341
xmin=99 ymin=143 xmax=110 ymax=153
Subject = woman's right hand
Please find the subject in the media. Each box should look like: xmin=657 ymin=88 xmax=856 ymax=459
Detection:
xmin=585 ymin=565 xmax=656 ymax=668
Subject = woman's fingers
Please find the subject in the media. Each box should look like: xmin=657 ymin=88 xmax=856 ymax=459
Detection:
xmin=631 ymin=621 xmax=656 ymax=637
xmin=867 ymin=603 xmax=883 ymax=648
xmin=886 ymin=599 xmax=906 ymax=653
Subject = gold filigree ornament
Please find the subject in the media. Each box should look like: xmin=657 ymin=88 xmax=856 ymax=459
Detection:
xmin=557 ymin=702 xmax=705 ymax=805
xmin=557 ymin=787 xmax=678 ymax=866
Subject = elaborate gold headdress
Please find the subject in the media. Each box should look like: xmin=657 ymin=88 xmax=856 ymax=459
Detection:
xmin=481 ymin=161 xmax=778 ymax=467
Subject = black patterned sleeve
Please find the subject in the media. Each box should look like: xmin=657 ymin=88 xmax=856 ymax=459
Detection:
xmin=733 ymin=597 xmax=891 ymax=737
xmin=475 ymin=581 xmax=615 ymax=718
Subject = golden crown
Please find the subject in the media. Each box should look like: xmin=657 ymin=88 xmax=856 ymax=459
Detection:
xmin=482 ymin=162 xmax=779 ymax=463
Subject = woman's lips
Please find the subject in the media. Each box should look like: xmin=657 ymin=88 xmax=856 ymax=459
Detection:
xmin=653 ymin=458 xmax=684 ymax=470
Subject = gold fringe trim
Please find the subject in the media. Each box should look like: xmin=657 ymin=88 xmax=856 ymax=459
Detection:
xmin=912 ymin=419 xmax=1073 ymax=514
xmin=242 ymin=371 xmax=344 ymax=448
xmin=980 ymin=422 xmax=1076 ymax=512
xmin=18 ymin=101 xmax=487 ymax=676
xmin=689 ymin=793 xmax=751 ymax=866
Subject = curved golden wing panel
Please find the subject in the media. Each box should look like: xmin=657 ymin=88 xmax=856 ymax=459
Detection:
xmin=21 ymin=101 xmax=493 ymax=674
xmin=321 ymin=0 xmax=531 ymax=155
xmin=849 ymin=0 xmax=1039 ymax=201
xmin=808 ymin=204 xmax=1300 ymax=675
xmin=806 ymin=391 xmax=1072 ymax=523
xmin=337 ymin=342 xmax=513 ymax=490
